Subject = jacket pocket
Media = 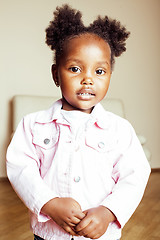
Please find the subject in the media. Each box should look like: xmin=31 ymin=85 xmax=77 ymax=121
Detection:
xmin=85 ymin=131 xmax=117 ymax=153
xmin=32 ymin=134 xmax=58 ymax=150
xmin=32 ymin=123 xmax=59 ymax=150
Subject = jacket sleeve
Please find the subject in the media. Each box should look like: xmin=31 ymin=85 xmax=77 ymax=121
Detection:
xmin=6 ymin=115 xmax=59 ymax=222
xmin=100 ymin=120 xmax=151 ymax=228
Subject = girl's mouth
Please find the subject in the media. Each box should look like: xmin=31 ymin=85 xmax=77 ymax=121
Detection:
xmin=78 ymin=93 xmax=94 ymax=96
xmin=77 ymin=88 xmax=95 ymax=95
xmin=77 ymin=89 xmax=95 ymax=100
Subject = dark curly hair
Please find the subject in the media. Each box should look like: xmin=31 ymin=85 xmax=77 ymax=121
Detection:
xmin=45 ymin=4 xmax=130 ymax=69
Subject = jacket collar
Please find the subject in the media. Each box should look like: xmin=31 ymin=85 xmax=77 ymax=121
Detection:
xmin=35 ymin=99 xmax=112 ymax=129
xmin=35 ymin=99 xmax=63 ymax=123
xmin=90 ymin=103 xmax=112 ymax=129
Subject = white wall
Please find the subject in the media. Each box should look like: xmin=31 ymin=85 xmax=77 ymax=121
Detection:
xmin=0 ymin=0 xmax=160 ymax=177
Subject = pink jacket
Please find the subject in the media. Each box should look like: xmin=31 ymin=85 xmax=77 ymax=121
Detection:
xmin=6 ymin=99 xmax=150 ymax=240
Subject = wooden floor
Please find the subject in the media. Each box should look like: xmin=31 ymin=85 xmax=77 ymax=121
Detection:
xmin=0 ymin=172 xmax=160 ymax=240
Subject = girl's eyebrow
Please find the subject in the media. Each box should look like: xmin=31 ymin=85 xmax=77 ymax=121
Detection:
xmin=65 ymin=58 xmax=82 ymax=64
xmin=96 ymin=61 xmax=110 ymax=66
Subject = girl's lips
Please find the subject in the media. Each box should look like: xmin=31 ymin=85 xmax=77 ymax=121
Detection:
xmin=77 ymin=88 xmax=95 ymax=96
xmin=77 ymin=92 xmax=94 ymax=96
xmin=77 ymin=89 xmax=95 ymax=100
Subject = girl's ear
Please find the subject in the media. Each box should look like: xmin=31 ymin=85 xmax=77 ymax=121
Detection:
xmin=51 ymin=64 xmax=59 ymax=87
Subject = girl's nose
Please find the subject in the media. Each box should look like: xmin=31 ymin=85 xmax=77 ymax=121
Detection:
xmin=81 ymin=78 xmax=94 ymax=85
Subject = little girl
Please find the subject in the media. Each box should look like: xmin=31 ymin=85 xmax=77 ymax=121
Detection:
xmin=6 ymin=4 xmax=151 ymax=240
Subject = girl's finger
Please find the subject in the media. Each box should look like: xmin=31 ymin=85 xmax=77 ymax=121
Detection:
xmin=64 ymin=225 xmax=78 ymax=236
xmin=77 ymin=220 xmax=95 ymax=237
xmin=69 ymin=216 xmax=82 ymax=225
xmin=74 ymin=211 xmax=86 ymax=220
xmin=75 ymin=215 xmax=91 ymax=232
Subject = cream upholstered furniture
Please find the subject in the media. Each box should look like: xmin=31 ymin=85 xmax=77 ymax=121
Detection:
xmin=12 ymin=95 xmax=151 ymax=163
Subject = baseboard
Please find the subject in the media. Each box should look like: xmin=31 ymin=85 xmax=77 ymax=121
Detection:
xmin=151 ymin=168 xmax=160 ymax=173
xmin=0 ymin=177 xmax=8 ymax=182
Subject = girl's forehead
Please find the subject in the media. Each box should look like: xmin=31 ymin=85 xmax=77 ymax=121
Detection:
xmin=67 ymin=33 xmax=110 ymax=49
xmin=63 ymin=33 xmax=111 ymax=59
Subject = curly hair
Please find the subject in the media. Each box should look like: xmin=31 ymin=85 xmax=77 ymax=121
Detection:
xmin=45 ymin=4 xmax=130 ymax=68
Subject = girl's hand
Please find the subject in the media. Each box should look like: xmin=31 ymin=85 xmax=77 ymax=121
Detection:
xmin=41 ymin=197 xmax=85 ymax=236
xmin=75 ymin=206 xmax=116 ymax=239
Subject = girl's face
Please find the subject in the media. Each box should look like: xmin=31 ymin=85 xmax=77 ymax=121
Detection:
xmin=52 ymin=33 xmax=112 ymax=114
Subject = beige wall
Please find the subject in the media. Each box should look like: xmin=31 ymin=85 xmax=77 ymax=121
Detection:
xmin=0 ymin=0 xmax=160 ymax=177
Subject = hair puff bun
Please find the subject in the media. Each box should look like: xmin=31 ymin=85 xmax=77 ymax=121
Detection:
xmin=45 ymin=4 xmax=130 ymax=67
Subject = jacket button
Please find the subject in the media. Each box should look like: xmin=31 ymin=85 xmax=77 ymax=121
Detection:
xmin=74 ymin=176 xmax=81 ymax=182
xmin=44 ymin=138 xmax=50 ymax=144
xmin=98 ymin=142 xmax=105 ymax=149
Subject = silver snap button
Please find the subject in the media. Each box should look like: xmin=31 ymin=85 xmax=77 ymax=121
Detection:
xmin=44 ymin=138 xmax=50 ymax=144
xmin=74 ymin=176 xmax=81 ymax=182
xmin=98 ymin=142 xmax=105 ymax=149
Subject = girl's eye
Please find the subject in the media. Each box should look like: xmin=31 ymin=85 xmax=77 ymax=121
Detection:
xmin=96 ymin=69 xmax=105 ymax=75
xmin=69 ymin=67 xmax=81 ymax=73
